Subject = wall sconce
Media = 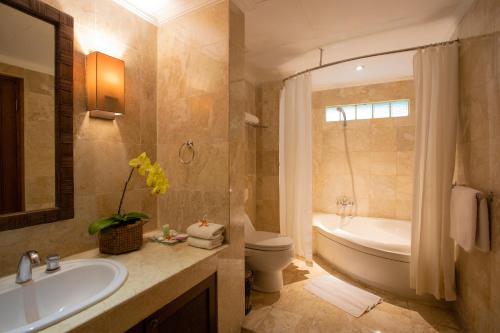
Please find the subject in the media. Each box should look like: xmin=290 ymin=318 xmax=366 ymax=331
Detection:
xmin=86 ymin=51 xmax=125 ymax=120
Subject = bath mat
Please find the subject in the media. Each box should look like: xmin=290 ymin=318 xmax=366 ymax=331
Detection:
xmin=305 ymin=275 xmax=382 ymax=317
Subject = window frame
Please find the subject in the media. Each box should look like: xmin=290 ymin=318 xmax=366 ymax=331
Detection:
xmin=325 ymin=99 xmax=410 ymax=123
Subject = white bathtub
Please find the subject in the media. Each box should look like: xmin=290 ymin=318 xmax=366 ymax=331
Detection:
xmin=313 ymin=213 xmax=414 ymax=296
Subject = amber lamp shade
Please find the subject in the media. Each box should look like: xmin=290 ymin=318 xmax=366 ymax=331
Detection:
xmin=86 ymin=51 xmax=125 ymax=119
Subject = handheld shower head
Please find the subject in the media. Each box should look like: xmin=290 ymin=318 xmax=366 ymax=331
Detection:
xmin=337 ymin=107 xmax=347 ymax=127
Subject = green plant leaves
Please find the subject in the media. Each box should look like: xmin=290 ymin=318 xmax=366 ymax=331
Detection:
xmin=123 ymin=212 xmax=149 ymax=221
xmin=88 ymin=212 xmax=150 ymax=235
xmin=88 ymin=218 xmax=119 ymax=235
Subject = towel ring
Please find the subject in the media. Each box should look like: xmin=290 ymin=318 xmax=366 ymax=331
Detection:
xmin=179 ymin=139 xmax=195 ymax=164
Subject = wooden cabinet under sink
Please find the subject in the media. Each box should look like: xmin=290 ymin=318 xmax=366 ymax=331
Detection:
xmin=126 ymin=274 xmax=217 ymax=333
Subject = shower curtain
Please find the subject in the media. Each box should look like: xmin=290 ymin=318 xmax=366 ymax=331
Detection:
xmin=279 ymin=73 xmax=313 ymax=262
xmin=410 ymin=44 xmax=459 ymax=301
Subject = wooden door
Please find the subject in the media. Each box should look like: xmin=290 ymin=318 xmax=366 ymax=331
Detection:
xmin=0 ymin=75 xmax=23 ymax=214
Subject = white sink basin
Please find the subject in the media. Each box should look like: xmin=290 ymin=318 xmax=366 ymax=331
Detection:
xmin=0 ymin=259 xmax=127 ymax=333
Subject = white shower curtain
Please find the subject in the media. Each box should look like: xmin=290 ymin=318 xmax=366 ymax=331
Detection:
xmin=279 ymin=73 xmax=313 ymax=261
xmin=410 ymin=44 xmax=459 ymax=301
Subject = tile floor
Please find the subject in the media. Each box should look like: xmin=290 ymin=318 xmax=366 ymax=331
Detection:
xmin=242 ymin=257 xmax=462 ymax=333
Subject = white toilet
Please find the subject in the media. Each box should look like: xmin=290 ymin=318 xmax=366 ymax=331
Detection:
xmin=244 ymin=214 xmax=293 ymax=292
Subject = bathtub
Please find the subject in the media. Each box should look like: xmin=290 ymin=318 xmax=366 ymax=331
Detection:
xmin=313 ymin=213 xmax=414 ymax=296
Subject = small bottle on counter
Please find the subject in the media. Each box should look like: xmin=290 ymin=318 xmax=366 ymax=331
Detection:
xmin=162 ymin=224 xmax=170 ymax=238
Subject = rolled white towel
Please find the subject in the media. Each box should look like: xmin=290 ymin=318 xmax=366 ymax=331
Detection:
xmin=187 ymin=222 xmax=225 ymax=240
xmin=187 ymin=236 xmax=224 ymax=250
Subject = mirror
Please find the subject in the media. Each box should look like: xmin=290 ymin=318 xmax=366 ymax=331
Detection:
xmin=0 ymin=3 xmax=56 ymax=214
xmin=0 ymin=0 xmax=74 ymax=231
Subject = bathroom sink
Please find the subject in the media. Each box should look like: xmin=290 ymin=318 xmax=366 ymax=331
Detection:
xmin=0 ymin=259 xmax=127 ymax=333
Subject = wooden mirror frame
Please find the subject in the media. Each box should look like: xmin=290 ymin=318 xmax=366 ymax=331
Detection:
xmin=0 ymin=0 xmax=73 ymax=231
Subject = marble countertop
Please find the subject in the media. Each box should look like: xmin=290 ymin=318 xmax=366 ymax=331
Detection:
xmin=40 ymin=235 xmax=227 ymax=332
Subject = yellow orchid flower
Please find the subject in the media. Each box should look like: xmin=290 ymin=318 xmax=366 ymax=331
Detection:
xmin=152 ymin=182 xmax=168 ymax=195
xmin=146 ymin=162 xmax=161 ymax=186
xmin=129 ymin=152 xmax=152 ymax=176
xmin=128 ymin=152 xmax=169 ymax=196
xmin=146 ymin=162 xmax=169 ymax=195
xmin=89 ymin=152 xmax=169 ymax=236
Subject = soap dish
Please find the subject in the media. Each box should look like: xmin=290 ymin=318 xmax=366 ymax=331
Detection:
xmin=150 ymin=232 xmax=189 ymax=246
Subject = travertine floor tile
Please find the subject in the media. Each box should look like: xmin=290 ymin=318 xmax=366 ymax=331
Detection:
xmin=242 ymin=259 xmax=461 ymax=333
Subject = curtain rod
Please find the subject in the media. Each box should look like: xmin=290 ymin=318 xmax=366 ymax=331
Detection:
xmin=282 ymin=39 xmax=460 ymax=83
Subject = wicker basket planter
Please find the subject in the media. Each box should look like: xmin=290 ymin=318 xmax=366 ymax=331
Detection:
xmin=98 ymin=221 xmax=143 ymax=255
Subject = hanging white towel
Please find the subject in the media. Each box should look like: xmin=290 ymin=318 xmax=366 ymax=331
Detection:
xmin=450 ymin=186 xmax=490 ymax=252
xmin=187 ymin=222 xmax=225 ymax=240
xmin=476 ymin=197 xmax=490 ymax=252
xmin=450 ymin=186 xmax=477 ymax=252
xmin=187 ymin=235 xmax=224 ymax=250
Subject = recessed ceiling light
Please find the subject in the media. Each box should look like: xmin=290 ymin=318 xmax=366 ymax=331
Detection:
xmin=356 ymin=65 xmax=365 ymax=71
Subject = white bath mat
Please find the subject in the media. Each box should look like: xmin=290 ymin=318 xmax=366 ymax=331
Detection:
xmin=305 ymin=275 xmax=382 ymax=317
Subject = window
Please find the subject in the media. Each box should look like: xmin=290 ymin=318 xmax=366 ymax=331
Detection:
xmin=373 ymin=102 xmax=390 ymax=118
xmin=343 ymin=105 xmax=356 ymax=120
xmin=390 ymin=100 xmax=409 ymax=117
xmin=325 ymin=107 xmax=341 ymax=122
xmin=356 ymin=104 xmax=372 ymax=120
xmin=325 ymin=99 xmax=409 ymax=122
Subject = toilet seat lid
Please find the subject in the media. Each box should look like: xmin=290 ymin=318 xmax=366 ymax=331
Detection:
xmin=245 ymin=231 xmax=293 ymax=251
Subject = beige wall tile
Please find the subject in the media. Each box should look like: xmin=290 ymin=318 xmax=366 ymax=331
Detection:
xmin=396 ymin=176 xmax=413 ymax=201
xmin=157 ymin=1 xmax=230 ymax=233
xmin=250 ymin=81 xmax=282 ymax=231
xmin=0 ymin=0 xmax=158 ymax=277
xmin=370 ymin=152 xmax=398 ymax=176
xmin=397 ymin=151 xmax=414 ymax=176
xmin=396 ymin=199 xmax=412 ymax=220
xmin=454 ymin=1 xmax=500 ymax=331
xmin=370 ymin=127 xmax=397 ymax=151
xmin=369 ymin=175 xmax=397 ymax=200
xmin=1 ymin=1 xmax=244 ymax=330
xmin=397 ymin=126 xmax=416 ymax=151
xmin=369 ymin=199 xmax=397 ymax=219
xmin=312 ymin=80 xmax=414 ymax=220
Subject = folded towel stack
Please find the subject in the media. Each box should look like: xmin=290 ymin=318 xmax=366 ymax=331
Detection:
xmin=450 ymin=186 xmax=490 ymax=252
xmin=186 ymin=221 xmax=225 ymax=250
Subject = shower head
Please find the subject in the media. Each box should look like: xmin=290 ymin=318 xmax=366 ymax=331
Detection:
xmin=337 ymin=107 xmax=347 ymax=127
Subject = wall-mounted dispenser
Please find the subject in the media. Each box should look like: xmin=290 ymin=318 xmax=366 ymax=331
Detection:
xmin=86 ymin=51 xmax=125 ymax=119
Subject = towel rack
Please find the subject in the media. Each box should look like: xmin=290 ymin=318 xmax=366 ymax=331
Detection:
xmin=246 ymin=123 xmax=268 ymax=129
xmin=179 ymin=139 xmax=195 ymax=164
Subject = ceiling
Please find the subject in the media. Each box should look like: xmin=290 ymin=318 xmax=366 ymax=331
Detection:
xmin=234 ymin=0 xmax=474 ymax=82
xmin=112 ymin=0 xmax=473 ymax=84
xmin=112 ymin=0 xmax=222 ymax=26
xmin=311 ymin=51 xmax=415 ymax=91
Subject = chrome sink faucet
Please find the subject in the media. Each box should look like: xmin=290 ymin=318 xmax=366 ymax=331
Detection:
xmin=16 ymin=250 xmax=40 ymax=284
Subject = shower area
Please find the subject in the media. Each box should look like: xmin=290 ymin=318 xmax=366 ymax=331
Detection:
xmin=277 ymin=42 xmax=461 ymax=300
xmin=311 ymin=76 xmax=416 ymax=295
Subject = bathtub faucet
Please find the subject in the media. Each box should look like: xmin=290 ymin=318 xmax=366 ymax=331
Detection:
xmin=337 ymin=196 xmax=355 ymax=208
xmin=336 ymin=196 xmax=355 ymax=216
